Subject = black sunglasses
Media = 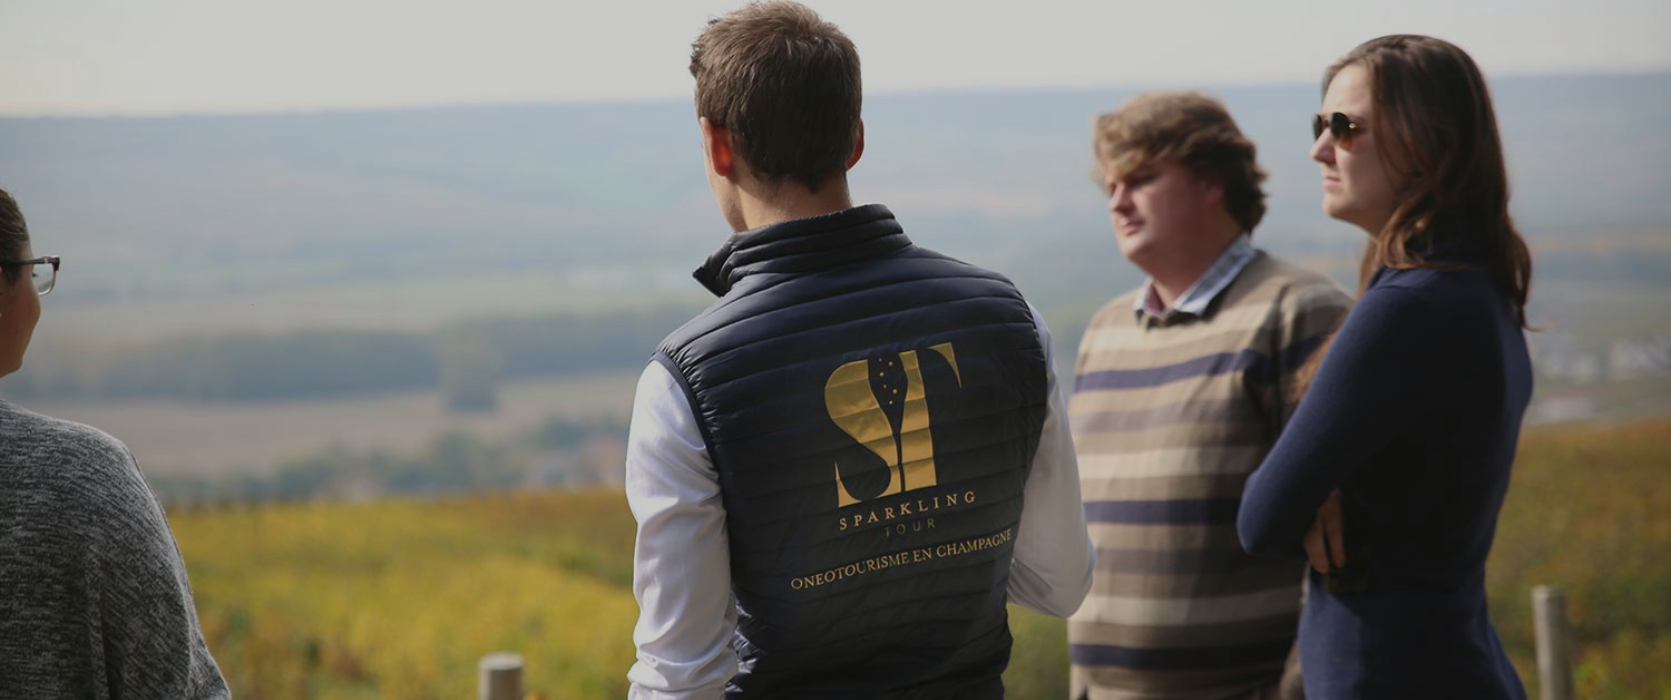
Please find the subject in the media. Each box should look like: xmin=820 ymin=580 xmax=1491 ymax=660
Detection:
xmin=1312 ymin=112 xmax=1365 ymax=145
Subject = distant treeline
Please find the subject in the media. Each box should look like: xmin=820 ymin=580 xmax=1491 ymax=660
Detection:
xmin=5 ymin=306 xmax=702 ymax=403
xmin=152 ymin=415 xmax=627 ymax=506
xmin=8 ymin=244 xmax=1664 ymax=405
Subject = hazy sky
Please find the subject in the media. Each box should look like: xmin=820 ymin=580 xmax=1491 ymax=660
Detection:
xmin=2 ymin=0 xmax=1666 ymax=117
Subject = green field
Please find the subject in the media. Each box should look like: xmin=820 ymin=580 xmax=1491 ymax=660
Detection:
xmin=168 ymin=419 xmax=1670 ymax=699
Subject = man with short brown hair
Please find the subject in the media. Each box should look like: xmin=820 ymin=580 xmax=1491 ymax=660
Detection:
xmin=1067 ymin=92 xmax=1350 ymax=700
xmin=625 ymin=3 xmax=1093 ymax=699
xmin=688 ymin=0 xmax=861 ymax=198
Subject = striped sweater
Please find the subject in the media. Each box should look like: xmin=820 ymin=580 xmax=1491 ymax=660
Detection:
xmin=1067 ymin=251 xmax=1351 ymax=700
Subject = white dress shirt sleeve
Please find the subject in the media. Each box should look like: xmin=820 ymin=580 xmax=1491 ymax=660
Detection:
xmin=625 ymin=362 xmax=736 ymax=700
xmin=1005 ymin=305 xmax=1096 ymax=617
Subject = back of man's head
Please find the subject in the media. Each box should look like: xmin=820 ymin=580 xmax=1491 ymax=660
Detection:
xmin=691 ymin=1 xmax=862 ymax=193
xmin=1095 ymin=92 xmax=1268 ymax=233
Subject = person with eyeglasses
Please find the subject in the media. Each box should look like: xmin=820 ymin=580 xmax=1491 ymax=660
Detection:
xmin=0 ymin=187 xmax=230 ymax=698
xmin=1238 ymin=36 xmax=1534 ymax=699
xmin=1067 ymin=92 xmax=1351 ymax=700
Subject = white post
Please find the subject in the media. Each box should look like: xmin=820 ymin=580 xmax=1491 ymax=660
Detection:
xmin=1532 ymin=585 xmax=1574 ymax=700
xmin=479 ymin=652 xmax=524 ymax=700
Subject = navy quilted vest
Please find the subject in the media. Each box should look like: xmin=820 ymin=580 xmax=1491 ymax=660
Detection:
xmin=655 ymin=205 xmax=1048 ymax=699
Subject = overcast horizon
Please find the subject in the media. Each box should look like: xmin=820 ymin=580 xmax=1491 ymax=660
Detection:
xmin=3 ymin=0 xmax=1666 ymax=118
xmin=5 ymin=66 xmax=1670 ymax=122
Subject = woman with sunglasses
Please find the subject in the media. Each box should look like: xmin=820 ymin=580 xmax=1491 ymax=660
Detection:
xmin=1237 ymin=36 xmax=1534 ymax=699
xmin=0 ymin=188 xmax=229 ymax=697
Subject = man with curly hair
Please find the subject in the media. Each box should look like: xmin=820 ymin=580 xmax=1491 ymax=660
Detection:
xmin=1067 ymin=92 xmax=1350 ymax=700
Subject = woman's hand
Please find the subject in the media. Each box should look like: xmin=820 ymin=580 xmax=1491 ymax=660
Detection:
xmin=1303 ymin=492 xmax=1346 ymax=574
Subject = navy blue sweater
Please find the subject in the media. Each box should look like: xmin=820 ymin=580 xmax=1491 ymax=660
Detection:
xmin=1238 ymin=246 xmax=1532 ymax=699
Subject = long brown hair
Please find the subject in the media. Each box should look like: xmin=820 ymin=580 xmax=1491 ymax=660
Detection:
xmin=1331 ymin=34 xmax=1532 ymax=327
xmin=1292 ymin=36 xmax=1534 ymax=399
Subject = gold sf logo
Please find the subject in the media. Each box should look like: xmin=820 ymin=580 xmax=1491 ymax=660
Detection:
xmin=825 ymin=343 xmax=962 ymax=507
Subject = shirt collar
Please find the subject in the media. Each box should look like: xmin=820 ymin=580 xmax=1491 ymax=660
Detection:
xmin=1133 ymin=234 xmax=1258 ymax=322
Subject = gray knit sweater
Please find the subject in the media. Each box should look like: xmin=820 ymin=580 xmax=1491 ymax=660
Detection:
xmin=0 ymin=399 xmax=228 ymax=698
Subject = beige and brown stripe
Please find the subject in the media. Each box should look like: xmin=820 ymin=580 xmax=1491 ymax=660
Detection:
xmin=1067 ymin=252 xmax=1350 ymax=700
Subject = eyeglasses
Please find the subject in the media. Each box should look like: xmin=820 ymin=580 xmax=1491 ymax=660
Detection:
xmin=2 ymin=256 xmax=61 ymax=296
xmin=1312 ymin=112 xmax=1365 ymax=146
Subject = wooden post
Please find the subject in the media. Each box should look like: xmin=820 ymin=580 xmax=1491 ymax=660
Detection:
xmin=479 ymin=652 xmax=524 ymax=700
xmin=1532 ymin=585 xmax=1574 ymax=700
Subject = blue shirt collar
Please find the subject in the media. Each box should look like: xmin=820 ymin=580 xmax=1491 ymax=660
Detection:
xmin=1133 ymin=234 xmax=1258 ymax=322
